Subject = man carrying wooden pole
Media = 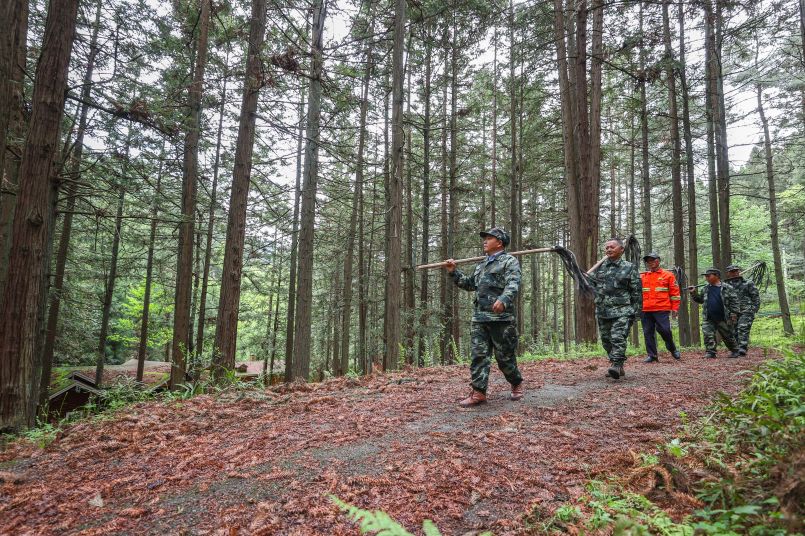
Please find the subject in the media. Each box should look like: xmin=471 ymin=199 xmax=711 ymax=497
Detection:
xmin=442 ymin=228 xmax=525 ymax=407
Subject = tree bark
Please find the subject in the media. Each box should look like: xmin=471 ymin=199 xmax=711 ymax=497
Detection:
xmin=137 ymin=143 xmax=164 ymax=383
xmin=704 ymin=1 xmax=722 ymax=269
xmin=0 ymin=0 xmax=29 ymax=311
xmin=39 ymin=0 xmax=102 ymax=405
xmin=284 ymin=71 xmax=306 ymax=382
xmin=757 ymin=86 xmax=794 ymax=335
xmin=292 ymin=0 xmax=326 ymax=381
xmin=677 ymin=0 xmax=700 ymax=344
xmin=662 ymin=0 xmax=690 ymax=346
xmin=212 ymin=0 xmax=267 ymax=376
xmin=95 ymin=129 xmax=130 ymax=386
xmin=383 ymin=0 xmax=406 ymax=371
xmin=196 ymin=55 xmax=230 ymax=359
xmin=171 ymin=0 xmax=211 ymax=389
xmin=339 ymin=11 xmax=374 ymax=376
xmin=639 ymin=2 xmax=652 ymax=252
xmin=417 ymin=22 xmax=433 ymax=366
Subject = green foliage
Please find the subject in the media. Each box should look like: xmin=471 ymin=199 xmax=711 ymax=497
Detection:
xmin=110 ymin=280 xmax=173 ymax=354
xmin=331 ymin=496 xmax=439 ymax=536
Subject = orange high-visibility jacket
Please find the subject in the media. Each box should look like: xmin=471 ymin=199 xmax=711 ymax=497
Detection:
xmin=640 ymin=268 xmax=681 ymax=312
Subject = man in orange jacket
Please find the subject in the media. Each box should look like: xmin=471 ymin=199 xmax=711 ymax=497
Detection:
xmin=640 ymin=253 xmax=682 ymax=362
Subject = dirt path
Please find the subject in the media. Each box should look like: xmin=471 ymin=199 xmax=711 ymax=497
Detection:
xmin=0 ymin=351 xmax=768 ymax=535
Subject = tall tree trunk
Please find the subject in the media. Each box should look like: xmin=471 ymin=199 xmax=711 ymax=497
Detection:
xmin=383 ymin=0 xmax=406 ymax=371
xmin=340 ymin=13 xmax=374 ymax=376
xmin=757 ymin=86 xmax=794 ymax=335
xmin=292 ymin=0 xmax=326 ymax=381
xmin=171 ymin=0 xmax=211 ymax=389
xmin=0 ymin=0 xmax=29 ymax=310
xmin=137 ymin=143 xmax=164 ymax=383
xmin=708 ymin=0 xmax=731 ymax=265
xmin=447 ymin=17 xmax=460 ymax=361
xmin=704 ymin=1 xmax=722 ymax=269
xmin=39 ymin=0 xmax=102 ymax=405
xmin=212 ymin=0 xmax=267 ymax=376
xmin=284 ymin=73 xmax=306 ymax=382
xmin=439 ymin=33 xmax=450 ymax=365
xmin=509 ymin=0 xmax=519 ymax=255
xmin=268 ymin=260 xmax=283 ymax=381
xmin=639 ymin=2 xmax=652 ymax=252
xmin=417 ymin=23 xmax=433 ymax=367
xmin=0 ymin=0 xmax=78 ymax=433
xmin=491 ymin=25 xmax=498 ymax=228
xmin=403 ymin=31 xmax=415 ymax=363
xmin=678 ymin=0 xmax=700 ymax=344
xmin=196 ymin=55 xmax=229 ymax=358
xmin=95 ymin=129 xmax=130 ymax=386
xmin=662 ymin=0 xmax=690 ymax=346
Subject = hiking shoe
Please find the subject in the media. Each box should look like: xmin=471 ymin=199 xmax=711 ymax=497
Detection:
xmin=643 ymin=355 xmax=658 ymax=363
xmin=672 ymin=350 xmax=681 ymax=360
xmin=459 ymin=389 xmax=487 ymax=407
xmin=510 ymin=382 xmax=524 ymax=401
xmin=704 ymin=352 xmax=716 ymax=359
xmin=607 ymin=365 xmax=621 ymax=379
xmin=727 ymin=350 xmax=740 ymax=358
xmin=738 ymin=349 xmax=747 ymax=357
xmin=618 ymin=364 xmax=626 ymax=378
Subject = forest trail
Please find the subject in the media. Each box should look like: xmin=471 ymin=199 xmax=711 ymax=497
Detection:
xmin=0 ymin=351 xmax=769 ymax=535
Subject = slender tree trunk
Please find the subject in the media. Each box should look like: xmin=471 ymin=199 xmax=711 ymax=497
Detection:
xmin=137 ymin=144 xmax=164 ymax=383
xmin=447 ymin=18 xmax=460 ymax=360
xmin=383 ymin=0 xmax=406 ymax=372
xmin=340 ymin=14 xmax=374 ymax=376
xmin=439 ymin=34 xmax=450 ymax=365
xmin=196 ymin=58 xmax=229 ymax=358
xmin=491 ymin=25 xmax=498 ymax=228
xmin=709 ymin=0 xmax=731 ymax=265
xmin=284 ymin=75 xmax=306 ymax=382
xmin=704 ymin=1 xmax=722 ymax=269
xmin=171 ymin=0 xmax=211 ymax=389
xmin=417 ymin=24 xmax=433 ymax=367
xmin=95 ymin=129 xmax=130 ymax=386
xmin=662 ymin=0 xmax=690 ymax=346
xmin=639 ymin=2 xmax=652 ymax=252
xmin=403 ymin=31 xmax=415 ymax=363
xmin=678 ymin=0 xmax=700 ymax=344
xmin=292 ymin=0 xmax=326 ymax=381
xmin=39 ymin=0 xmax=102 ymax=405
xmin=268 ymin=261 xmax=283 ymax=381
xmin=212 ymin=0 xmax=267 ymax=376
xmin=509 ymin=0 xmax=519 ymax=255
xmin=757 ymin=85 xmax=794 ymax=335
xmin=0 ymin=0 xmax=29 ymax=311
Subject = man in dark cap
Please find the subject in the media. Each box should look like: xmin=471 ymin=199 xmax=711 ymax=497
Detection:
xmin=639 ymin=252 xmax=682 ymax=362
xmin=589 ymin=238 xmax=642 ymax=379
xmin=724 ymin=265 xmax=760 ymax=356
xmin=444 ymin=227 xmax=524 ymax=407
xmin=689 ymin=268 xmax=740 ymax=358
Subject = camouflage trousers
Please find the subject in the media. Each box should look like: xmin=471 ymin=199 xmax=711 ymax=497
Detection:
xmin=734 ymin=312 xmax=755 ymax=352
xmin=469 ymin=321 xmax=523 ymax=393
xmin=702 ymin=319 xmax=737 ymax=352
xmin=597 ymin=315 xmax=633 ymax=363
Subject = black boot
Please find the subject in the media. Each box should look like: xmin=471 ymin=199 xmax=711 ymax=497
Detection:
xmin=643 ymin=355 xmax=658 ymax=363
xmin=672 ymin=350 xmax=681 ymax=360
xmin=727 ymin=350 xmax=740 ymax=358
xmin=704 ymin=351 xmax=716 ymax=359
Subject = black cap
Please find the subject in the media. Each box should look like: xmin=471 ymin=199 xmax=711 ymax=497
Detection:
xmin=642 ymin=252 xmax=661 ymax=261
xmin=725 ymin=265 xmax=742 ymax=272
xmin=701 ymin=268 xmax=721 ymax=277
xmin=480 ymin=227 xmax=510 ymax=247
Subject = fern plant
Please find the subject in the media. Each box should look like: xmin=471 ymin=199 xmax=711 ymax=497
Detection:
xmin=331 ymin=496 xmax=443 ymax=536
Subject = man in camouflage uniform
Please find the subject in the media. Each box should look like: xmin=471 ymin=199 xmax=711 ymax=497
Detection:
xmin=445 ymin=227 xmax=524 ymax=407
xmin=724 ymin=265 xmax=760 ymax=356
xmin=589 ymin=238 xmax=642 ymax=380
xmin=689 ymin=268 xmax=740 ymax=358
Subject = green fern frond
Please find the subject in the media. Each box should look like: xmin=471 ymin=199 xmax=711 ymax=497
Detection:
xmin=331 ymin=495 xmax=443 ymax=536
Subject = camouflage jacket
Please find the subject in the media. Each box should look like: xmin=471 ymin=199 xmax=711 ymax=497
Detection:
xmin=450 ymin=252 xmax=521 ymax=322
xmin=725 ymin=276 xmax=760 ymax=314
xmin=589 ymin=257 xmax=642 ymax=319
xmin=691 ymin=283 xmax=739 ymax=321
